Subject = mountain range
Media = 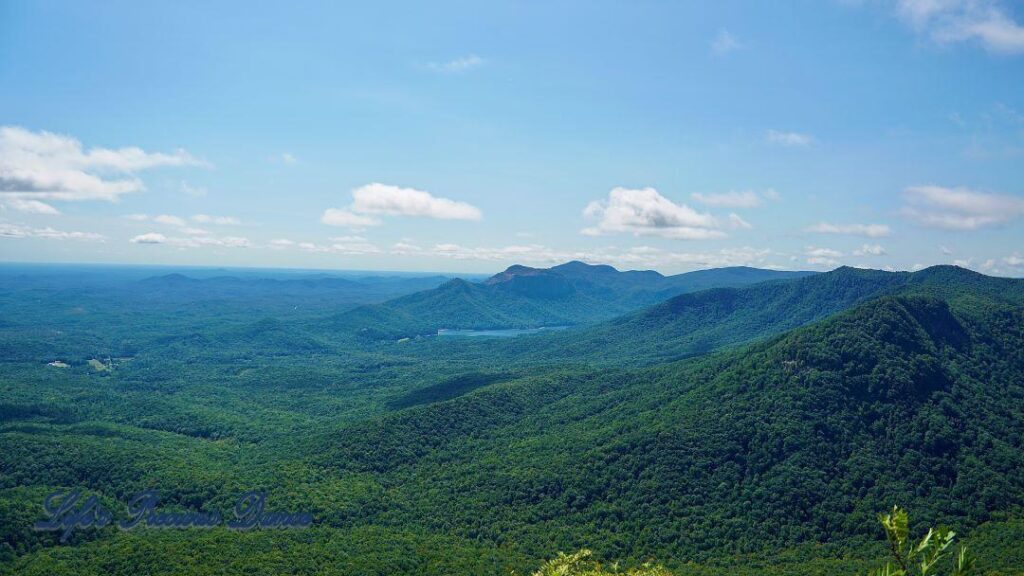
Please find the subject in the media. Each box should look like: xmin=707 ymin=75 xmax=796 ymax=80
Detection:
xmin=3 ymin=261 xmax=1024 ymax=575
xmin=331 ymin=261 xmax=814 ymax=335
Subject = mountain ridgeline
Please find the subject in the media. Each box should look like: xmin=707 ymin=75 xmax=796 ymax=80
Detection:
xmin=331 ymin=261 xmax=815 ymax=336
xmin=506 ymin=264 xmax=1024 ymax=365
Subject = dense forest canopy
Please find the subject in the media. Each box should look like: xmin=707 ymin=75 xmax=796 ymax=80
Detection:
xmin=2 ymin=262 xmax=1023 ymax=575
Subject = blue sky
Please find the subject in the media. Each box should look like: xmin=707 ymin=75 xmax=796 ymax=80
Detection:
xmin=1 ymin=0 xmax=1023 ymax=275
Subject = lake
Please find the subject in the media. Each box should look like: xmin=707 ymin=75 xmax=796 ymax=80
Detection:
xmin=436 ymin=326 xmax=569 ymax=338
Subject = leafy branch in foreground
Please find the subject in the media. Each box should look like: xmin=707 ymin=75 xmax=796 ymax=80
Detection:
xmin=524 ymin=549 xmax=671 ymax=576
xmin=871 ymin=506 xmax=975 ymax=576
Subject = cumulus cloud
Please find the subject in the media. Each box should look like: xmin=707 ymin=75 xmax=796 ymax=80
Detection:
xmin=711 ymin=29 xmax=742 ymax=55
xmin=1 ymin=222 xmax=104 ymax=241
xmin=893 ymin=0 xmax=1024 ymax=54
xmin=266 ymin=236 xmax=379 ymax=255
xmin=350 ymin=183 xmax=481 ymax=220
xmin=130 ymin=213 xmax=249 ymax=247
xmin=2 ymin=198 xmax=60 ymax=214
xmin=902 ymin=185 xmax=1024 ymax=230
xmin=807 ymin=222 xmax=892 ymax=237
xmin=853 ymin=244 xmax=887 ymax=256
xmin=391 ymin=241 xmax=423 ymax=254
xmin=130 ymin=232 xmax=250 ymax=248
xmin=728 ymin=213 xmax=753 ymax=229
xmin=322 ymin=183 xmax=481 ymax=228
xmin=154 ymin=214 xmax=187 ymax=227
xmin=425 ymin=54 xmax=485 ymax=73
xmin=767 ymin=130 xmax=814 ymax=147
xmin=130 ymin=232 xmax=167 ymax=244
xmin=805 ymin=246 xmax=844 ymax=267
xmin=321 ymin=208 xmax=382 ymax=228
xmin=1004 ymin=254 xmax=1024 ymax=267
xmin=582 ymin=187 xmax=725 ymax=240
xmin=0 ymin=126 xmax=205 ymax=204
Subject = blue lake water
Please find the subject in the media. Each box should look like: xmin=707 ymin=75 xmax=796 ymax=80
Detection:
xmin=436 ymin=326 xmax=569 ymax=338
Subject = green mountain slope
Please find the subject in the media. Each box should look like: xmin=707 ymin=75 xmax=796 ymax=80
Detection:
xmin=509 ymin=265 xmax=1024 ymax=365
xmin=5 ymin=265 xmax=1024 ymax=575
xmin=311 ymin=287 xmax=1024 ymax=566
xmin=332 ymin=262 xmax=814 ymax=334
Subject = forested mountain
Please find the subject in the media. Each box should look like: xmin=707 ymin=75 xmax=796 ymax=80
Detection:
xmin=332 ymin=261 xmax=814 ymax=334
xmin=312 ymin=288 xmax=1024 ymax=567
xmin=499 ymin=265 xmax=1024 ymax=365
xmin=3 ymin=264 xmax=1024 ymax=575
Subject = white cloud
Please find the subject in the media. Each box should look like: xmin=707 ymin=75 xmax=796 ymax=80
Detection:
xmin=154 ymin=214 xmax=187 ymax=227
xmin=894 ymin=0 xmax=1024 ymax=54
xmin=805 ymin=246 xmax=843 ymax=267
xmin=192 ymin=214 xmax=241 ymax=225
xmin=130 ymin=232 xmax=250 ymax=248
xmin=853 ymin=244 xmax=887 ymax=256
xmin=1004 ymin=254 xmax=1024 ymax=267
xmin=939 ymin=244 xmax=953 ymax=255
xmin=130 ymin=232 xmax=167 ymax=244
xmin=1 ymin=222 xmax=104 ymax=241
xmin=349 ymin=183 xmax=482 ymax=220
xmin=267 ymin=236 xmax=379 ymax=255
xmin=711 ymin=29 xmax=742 ymax=55
xmin=0 ymin=126 xmax=205 ymax=203
xmin=767 ymin=130 xmax=814 ymax=147
xmin=2 ymin=198 xmax=60 ymax=214
xmin=581 ymin=187 xmax=725 ymax=240
xmin=205 ymin=236 xmax=250 ymax=248
xmin=728 ymin=213 xmax=753 ymax=229
xmin=391 ymin=241 xmax=423 ymax=254
xmin=806 ymin=246 xmax=843 ymax=258
xmin=281 ymin=153 xmax=297 ymax=165
xmin=691 ymin=189 xmax=780 ymax=209
xmin=902 ymin=184 xmax=1024 ymax=230
xmin=807 ymin=222 xmax=892 ymax=237
xmin=425 ymin=54 xmax=485 ymax=73
xmin=321 ymin=208 xmax=382 ymax=228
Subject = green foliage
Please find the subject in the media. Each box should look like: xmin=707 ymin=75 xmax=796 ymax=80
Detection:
xmin=525 ymin=549 xmax=672 ymax=576
xmin=870 ymin=506 xmax=974 ymax=576
xmin=3 ymin=263 xmax=1024 ymax=575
